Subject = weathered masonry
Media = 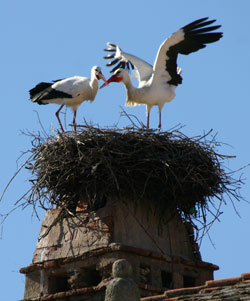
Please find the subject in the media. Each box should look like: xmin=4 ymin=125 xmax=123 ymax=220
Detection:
xmin=21 ymin=200 xmax=218 ymax=300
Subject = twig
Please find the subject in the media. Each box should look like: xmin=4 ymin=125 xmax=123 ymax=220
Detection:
xmin=0 ymin=153 xmax=34 ymax=203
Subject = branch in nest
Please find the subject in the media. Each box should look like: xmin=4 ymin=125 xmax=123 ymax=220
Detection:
xmin=1 ymin=124 xmax=247 ymax=243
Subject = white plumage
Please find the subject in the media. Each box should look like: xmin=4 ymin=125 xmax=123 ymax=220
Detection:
xmin=102 ymin=17 xmax=223 ymax=129
xmin=30 ymin=66 xmax=106 ymax=132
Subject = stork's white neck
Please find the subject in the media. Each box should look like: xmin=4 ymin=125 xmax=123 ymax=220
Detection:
xmin=121 ymin=72 xmax=138 ymax=102
xmin=89 ymin=77 xmax=99 ymax=101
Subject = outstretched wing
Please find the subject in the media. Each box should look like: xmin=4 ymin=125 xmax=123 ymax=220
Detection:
xmin=104 ymin=43 xmax=153 ymax=83
xmin=152 ymin=17 xmax=223 ymax=86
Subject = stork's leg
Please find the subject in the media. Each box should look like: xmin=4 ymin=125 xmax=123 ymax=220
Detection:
xmin=73 ymin=110 xmax=77 ymax=131
xmin=55 ymin=104 xmax=65 ymax=132
xmin=147 ymin=111 xmax=150 ymax=129
xmin=146 ymin=105 xmax=152 ymax=129
xmin=158 ymin=104 xmax=164 ymax=130
xmin=158 ymin=110 xmax=162 ymax=130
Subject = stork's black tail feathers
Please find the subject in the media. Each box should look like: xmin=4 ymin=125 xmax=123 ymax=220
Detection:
xmin=29 ymin=79 xmax=72 ymax=105
xmin=29 ymin=82 xmax=53 ymax=105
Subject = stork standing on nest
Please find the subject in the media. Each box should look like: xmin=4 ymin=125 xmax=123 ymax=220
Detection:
xmin=101 ymin=17 xmax=223 ymax=129
xmin=29 ymin=66 xmax=107 ymax=132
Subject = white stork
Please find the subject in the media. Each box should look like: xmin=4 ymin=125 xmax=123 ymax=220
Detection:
xmin=101 ymin=17 xmax=223 ymax=129
xmin=30 ymin=66 xmax=106 ymax=132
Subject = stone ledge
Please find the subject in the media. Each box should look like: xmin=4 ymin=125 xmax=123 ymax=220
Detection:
xmin=20 ymin=243 xmax=218 ymax=274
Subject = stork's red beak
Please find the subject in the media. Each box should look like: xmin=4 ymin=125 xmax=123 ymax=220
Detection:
xmin=97 ymin=71 xmax=107 ymax=84
xmin=100 ymin=74 xmax=122 ymax=89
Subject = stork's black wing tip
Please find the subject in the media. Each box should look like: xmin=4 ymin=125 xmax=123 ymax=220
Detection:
xmin=106 ymin=58 xmax=120 ymax=67
xmin=182 ymin=17 xmax=219 ymax=31
xmin=103 ymin=42 xmax=134 ymax=73
xmin=182 ymin=17 xmax=223 ymax=48
xmin=104 ymin=54 xmax=115 ymax=60
xmin=104 ymin=47 xmax=115 ymax=52
xmin=106 ymin=42 xmax=117 ymax=48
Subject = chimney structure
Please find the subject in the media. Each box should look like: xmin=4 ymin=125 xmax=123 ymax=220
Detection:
xmin=20 ymin=128 xmax=222 ymax=300
xmin=21 ymin=199 xmax=218 ymax=300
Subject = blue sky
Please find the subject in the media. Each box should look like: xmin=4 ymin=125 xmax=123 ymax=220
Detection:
xmin=1 ymin=1 xmax=250 ymax=300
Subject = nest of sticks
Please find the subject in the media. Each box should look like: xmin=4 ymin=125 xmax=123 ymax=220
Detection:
xmin=25 ymin=125 xmax=242 ymax=230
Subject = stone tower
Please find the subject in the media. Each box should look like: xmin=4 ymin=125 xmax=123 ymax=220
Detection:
xmin=21 ymin=198 xmax=218 ymax=300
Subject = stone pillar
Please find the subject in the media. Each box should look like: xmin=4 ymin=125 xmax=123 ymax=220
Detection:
xmin=105 ymin=259 xmax=140 ymax=301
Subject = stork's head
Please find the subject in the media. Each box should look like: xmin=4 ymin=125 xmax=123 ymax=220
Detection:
xmin=92 ymin=66 xmax=107 ymax=83
xmin=100 ymin=68 xmax=126 ymax=88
